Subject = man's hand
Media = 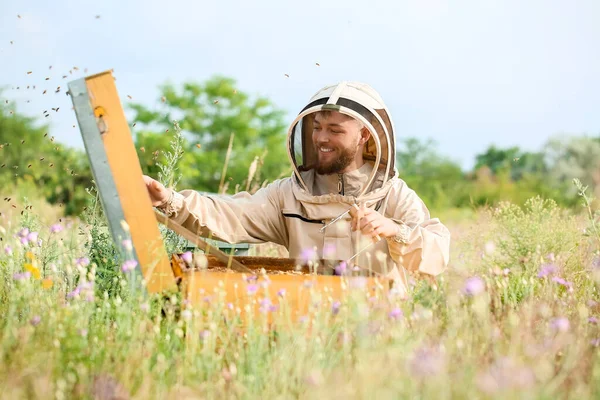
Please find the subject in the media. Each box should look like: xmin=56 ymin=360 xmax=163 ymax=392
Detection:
xmin=349 ymin=203 xmax=398 ymax=241
xmin=143 ymin=175 xmax=171 ymax=207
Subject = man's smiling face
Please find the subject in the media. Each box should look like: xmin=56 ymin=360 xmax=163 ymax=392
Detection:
xmin=312 ymin=110 xmax=369 ymax=175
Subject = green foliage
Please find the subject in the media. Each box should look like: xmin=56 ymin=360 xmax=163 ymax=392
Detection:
xmin=129 ymin=76 xmax=292 ymax=194
xmin=0 ymin=95 xmax=92 ymax=215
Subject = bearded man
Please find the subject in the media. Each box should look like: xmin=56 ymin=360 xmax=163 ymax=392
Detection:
xmin=143 ymin=81 xmax=450 ymax=296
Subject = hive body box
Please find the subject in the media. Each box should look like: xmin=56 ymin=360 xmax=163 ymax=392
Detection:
xmin=68 ymin=70 xmax=388 ymax=319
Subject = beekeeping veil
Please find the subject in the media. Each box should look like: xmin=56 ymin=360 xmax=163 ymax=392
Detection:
xmin=287 ymin=81 xmax=397 ymax=197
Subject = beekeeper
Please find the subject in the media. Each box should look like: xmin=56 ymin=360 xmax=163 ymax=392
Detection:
xmin=143 ymin=81 xmax=450 ymax=296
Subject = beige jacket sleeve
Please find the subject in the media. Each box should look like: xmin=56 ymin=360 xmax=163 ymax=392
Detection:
xmin=383 ymin=181 xmax=451 ymax=277
xmin=158 ymin=180 xmax=289 ymax=246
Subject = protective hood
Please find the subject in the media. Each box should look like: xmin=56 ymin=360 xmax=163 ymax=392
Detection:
xmin=286 ymin=81 xmax=397 ymax=199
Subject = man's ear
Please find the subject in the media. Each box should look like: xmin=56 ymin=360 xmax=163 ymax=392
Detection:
xmin=359 ymin=127 xmax=371 ymax=145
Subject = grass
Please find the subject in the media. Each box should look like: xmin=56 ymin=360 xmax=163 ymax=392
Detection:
xmin=1 ymin=187 xmax=599 ymax=399
xmin=1 ymin=131 xmax=599 ymax=399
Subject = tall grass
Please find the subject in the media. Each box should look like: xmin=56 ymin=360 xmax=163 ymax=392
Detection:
xmin=0 ymin=135 xmax=599 ymax=399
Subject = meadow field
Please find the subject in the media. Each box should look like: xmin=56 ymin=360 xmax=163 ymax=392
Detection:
xmin=1 ymin=178 xmax=599 ymax=400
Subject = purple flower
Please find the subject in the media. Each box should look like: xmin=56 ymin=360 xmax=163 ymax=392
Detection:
xmin=50 ymin=224 xmax=63 ymax=233
xmin=67 ymin=287 xmax=81 ymax=299
xmin=4 ymin=245 xmax=12 ymax=255
xmin=277 ymin=288 xmax=286 ymax=297
xmin=20 ymin=237 xmax=29 ymax=245
xmin=592 ymin=257 xmax=600 ymax=269
xmin=463 ymin=276 xmax=485 ymax=296
xmin=334 ymin=262 xmax=347 ymax=276
xmin=13 ymin=272 xmax=31 ymax=281
xmin=181 ymin=251 xmax=193 ymax=264
xmin=591 ymin=338 xmax=600 ymax=347
xmin=247 ymin=283 xmax=258 ymax=295
xmin=332 ymin=301 xmax=341 ymax=315
xmin=76 ymin=257 xmax=90 ymax=267
xmin=121 ymin=239 xmax=132 ymax=251
xmin=551 ymin=317 xmax=570 ymax=333
xmin=552 ymin=276 xmax=573 ymax=288
xmin=17 ymin=228 xmax=29 ymax=238
xmin=30 ymin=315 xmax=41 ymax=326
xmin=300 ymin=247 xmax=317 ymax=263
xmin=121 ymin=259 xmax=138 ymax=272
xmin=538 ymin=263 xmax=558 ymax=278
xmin=389 ymin=307 xmax=403 ymax=320
xmin=588 ymin=317 xmax=598 ymax=325
xmin=259 ymin=298 xmax=272 ymax=313
xmin=26 ymin=231 xmax=38 ymax=243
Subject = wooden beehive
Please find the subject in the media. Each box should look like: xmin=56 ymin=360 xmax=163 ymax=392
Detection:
xmin=68 ymin=70 xmax=389 ymax=322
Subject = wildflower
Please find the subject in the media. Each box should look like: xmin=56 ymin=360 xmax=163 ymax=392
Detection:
xmin=332 ymin=300 xmax=341 ymax=315
xmin=591 ymin=338 xmax=600 ymax=347
xmin=24 ymin=263 xmax=41 ymax=279
xmin=76 ymin=257 xmax=90 ymax=267
xmin=42 ymin=278 xmax=53 ymax=289
xmin=20 ymin=237 xmax=29 ymax=245
xmin=26 ymin=231 xmax=38 ymax=243
xmin=551 ymin=317 xmax=570 ymax=333
xmin=140 ymin=303 xmax=150 ymax=313
xmin=334 ymin=261 xmax=347 ymax=276
xmin=463 ymin=276 xmax=485 ymax=296
xmin=50 ymin=223 xmax=63 ymax=233
xmin=13 ymin=272 xmax=31 ymax=281
xmin=389 ymin=307 xmax=403 ymax=320
xmin=4 ymin=245 xmax=12 ymax=255
xmin=538 ymin=263 xmax=558 ymax=278
xmin=277 ymin=288 xmax=286 ymax=297
xmin=121 ymin=259 xmax=138 ymax=272
xmin=79 ymin=329 xmax=88 ymax=337
xmin=300 ymin=247 xmax=317 ymax=264
xmin=181 ymin=251 xmax=193 ymax=264
xmin=259 ymin=298 xmax=272 ymax=313
xmin=551 ymin=276 xmax=573 ymax=288
xmin=121 ymin=239 xmax=132 ymax=251
xmin=30 ymin=315 xmax=41 ymax=326
xmin=181 ymin=309 xmax=192 ymax=321
xmin=588 ymin=317 xmax=598 ymax=324
xmin=247 ymin=283 xmax=258 ymax=295
xmin=17 ymin=227 xmax=29 ymax=238
xmin=67 ymin=287 xmax=81 ymax=299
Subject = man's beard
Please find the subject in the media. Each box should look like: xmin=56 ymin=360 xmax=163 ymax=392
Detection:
xmin=315 ymin=145 xmax=358 ymax=175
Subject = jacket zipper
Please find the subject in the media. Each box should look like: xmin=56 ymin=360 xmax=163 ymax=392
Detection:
xmin=337 ymin=174 xmax=345 ymax=195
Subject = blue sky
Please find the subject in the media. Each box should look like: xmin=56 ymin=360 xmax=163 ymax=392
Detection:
xmin=1 ymin=0 xmax=599 ymax=170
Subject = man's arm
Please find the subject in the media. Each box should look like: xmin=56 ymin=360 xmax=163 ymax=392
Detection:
xmin=156 ymin=180 xmax=289 ymax=247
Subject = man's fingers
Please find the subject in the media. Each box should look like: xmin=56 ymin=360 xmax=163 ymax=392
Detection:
xmin=359 ymin=213 xmax=379 ymax=230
